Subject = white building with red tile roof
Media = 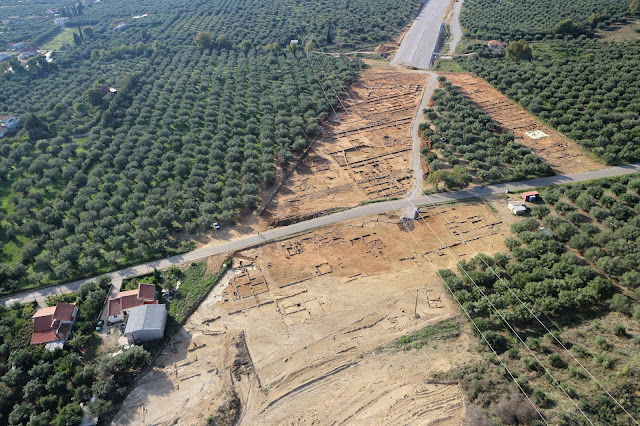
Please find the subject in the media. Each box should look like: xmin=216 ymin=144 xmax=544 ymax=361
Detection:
xmin=107 ymin=283 xmax=156 ymax=323
xmin=31 ymin=302 xmax=77 ymax=348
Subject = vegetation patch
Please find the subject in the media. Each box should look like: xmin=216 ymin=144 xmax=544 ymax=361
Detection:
xmin=420 ymin=78 xmax=552 ymax=190
xmin=393 ymin=318 xmax=460 ymax=351
xmin=461 ymin=39 xmax=640 ymax=165
xmin=438 ymin=171 xmax=640 ymax=424
xmin=460 ymin=0 xmax=630 ymax=41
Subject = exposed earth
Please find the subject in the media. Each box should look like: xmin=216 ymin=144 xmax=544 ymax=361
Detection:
xmin=263 ymin=67 xmax=427 ymax=225
xmin=113 ymin=200 xmax=514 ymax=424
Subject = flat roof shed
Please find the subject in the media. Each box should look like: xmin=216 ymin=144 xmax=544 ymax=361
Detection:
xmin=124 ymin=304 xmax=167 ymax=344
xmin=522 ymin=191 xmax=539 ymax=202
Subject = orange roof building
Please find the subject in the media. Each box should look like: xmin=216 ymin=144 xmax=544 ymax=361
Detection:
xmin=107 ymin=283 xmax=156 ymax=323
xmin=30 ymin=302 xmax=77 ymax=347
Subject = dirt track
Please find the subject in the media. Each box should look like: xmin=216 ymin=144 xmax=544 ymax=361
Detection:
xmin=113 ymin=200 xmax=515 ymax=425
xmin=441 ymin=73 xmax=604 ymax=175
xmin=265 ymin=67 xmax=427 ymax=223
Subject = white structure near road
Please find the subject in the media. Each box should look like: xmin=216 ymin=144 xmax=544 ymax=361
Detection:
xmin=508 ymin=201 xmax=527 ymax=215
xmin=124 ymin=304 xmax=167 ymax=344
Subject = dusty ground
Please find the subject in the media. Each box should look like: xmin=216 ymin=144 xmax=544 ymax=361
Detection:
xmin=113 ymin=200 xmax=512 ymax=425
xmin=597 ymin=20 xmax=640 ymax=41
xmin=440 ymin=73 xmax=604 ymax=175
xmin=263 ymin=67 xmax=427 ymax=225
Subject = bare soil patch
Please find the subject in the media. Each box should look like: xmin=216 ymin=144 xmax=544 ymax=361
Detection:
xmin=114 ymin=200 xmax=510 ymax=425
xmin=597 ymin=20 xmax=640 ymax=41
xmin=441 ymin=72 xmax=604 ymax=175
xmin=263 ymin=67 xmax=427 ymax=225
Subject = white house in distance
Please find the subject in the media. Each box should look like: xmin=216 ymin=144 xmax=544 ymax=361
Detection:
xmin=53 ymin=17 xmax=69 ymax=26
xmin=107 ymin=283 xmax=157 ymax=323
xmin=0 ymin=115 xmax=20 ymax=138
xmin=31 ymin=302 xmax=77 ymax=350
xmin=124 ymin=304 xmax=167 ymax=344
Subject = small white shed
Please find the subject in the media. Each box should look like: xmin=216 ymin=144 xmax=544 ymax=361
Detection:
xmin=508 ymin=201 xmax=527 ymax=215
xmin=124 ymin=304 xmax=167 ymax=344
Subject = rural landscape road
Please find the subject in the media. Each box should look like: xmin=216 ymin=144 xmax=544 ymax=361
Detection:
xmin=2 ymin=162 xmax=639 ymax=308
xmin=448 ymin=0 xmax=464 ymax=54
xmin=391 ymin=0 xmax=451 ymax=68
xmin=409 ymin=71 xmax=436 ymax=198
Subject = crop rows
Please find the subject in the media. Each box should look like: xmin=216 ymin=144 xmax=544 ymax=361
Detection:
xmin=420 ymin=79 xmax=552 ymax=188
xmin=462 ymin=40 xmax=640 ymax=164
xmin=460 ymin=0 xmax=629 ymax=41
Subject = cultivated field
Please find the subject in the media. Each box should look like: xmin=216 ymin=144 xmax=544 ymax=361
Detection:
xmin=264 ymin=67 xmax=427 ymax=225
xmin=441 ymin=73 xmax=603 ymax=175
xmin=114 ymin=200 xmax=512 ymax=425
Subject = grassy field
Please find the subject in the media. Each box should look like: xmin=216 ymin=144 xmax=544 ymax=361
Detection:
xmin=41 ymin=28 xmax=75 ymax=50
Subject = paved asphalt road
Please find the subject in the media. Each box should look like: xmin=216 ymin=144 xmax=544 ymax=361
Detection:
xmin=391 ymin=0 xmax=451 ymax=68
xmin=2 ymin=162 xmax=638 ymax=308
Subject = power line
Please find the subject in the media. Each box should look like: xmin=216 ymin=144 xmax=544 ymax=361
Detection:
xmin=317 ymin=60 xmax=638 ymax=424
xmin=306 ymin=43 xmax=593 ymax=424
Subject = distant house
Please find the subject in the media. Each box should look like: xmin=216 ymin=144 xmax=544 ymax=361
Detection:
xmin=0 ymin=115 xmax=20 ymax=138
xmin=5 ymin=42 xmax=25 ymax=51
xmin=53 ymin=17 xmax=69 ymax=26
xmin=124 ymin=304 xmax=167 ymax=344
xmin=508 ymin=201 xmax=527 ymax=215
xmin=97 ymin=85 xmax=110 ymax=95
xmin=19 ymin=47 xmax=40 ymax=59
xmin=31 ymin=303 xmax=77 ymax=349
xmin=488 ymin=40 xmax=505 ymax=52
xmin=107 ymin=283 xmax=157 ymax=323
xmin=0 ymin=52 xmax=11 ymax=62
xmin=0 ymin=115 xmax=20 ymax=128
xmin=113 ymin=21 xmax=127 ymax=31
xmin=522 ymin=191 xmax=539 ymax=202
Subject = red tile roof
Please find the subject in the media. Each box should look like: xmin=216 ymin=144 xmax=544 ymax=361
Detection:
xmin=108 ymin=283 xmax=156 ymax=317
xmin=138 ymin=283 xmax=156 ymax=301
xmin=0 ymin=115 xmax=11 ymax=121
xmin=20 ymin=47 xmax=39 ymax=52
xmin=30 ymin=303 xmax=76 ymax=345
xmin=31 ymin=323 xmax=71 ymax=345
xmin=53 ymin=303 xmax=76 ymax=322
xmin=33 ymin=315 xmax=53 ymax=332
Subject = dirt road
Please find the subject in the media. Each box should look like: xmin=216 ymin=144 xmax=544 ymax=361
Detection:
xmin=448 ymin=0 xmax=464 ymax=54
xmin=2 ymin=163 xmax=639 ymax=309
xmin=391 ymin=0 xmax=451 ymax=69
xmin=409 ymin=71 xmax=437 ymax=197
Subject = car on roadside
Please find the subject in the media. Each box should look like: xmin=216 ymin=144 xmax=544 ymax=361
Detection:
xmin=213 ymin=221 xmax=220 ymax=230
xmin=96 ymin=320 xmax=104 ymax=332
